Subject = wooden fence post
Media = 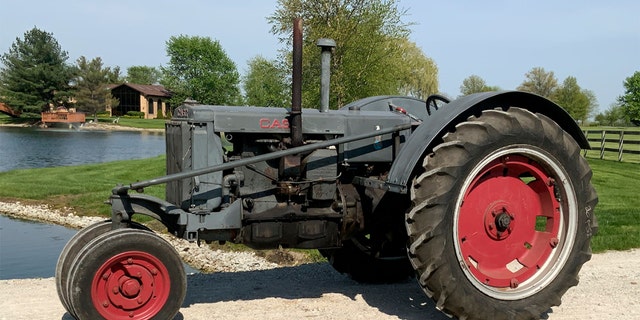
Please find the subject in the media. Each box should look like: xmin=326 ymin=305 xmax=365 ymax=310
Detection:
xmin=618 ymin=131 xmax=625 ymax=162
xmin=600 ymin=130 xmax=606 ymax=160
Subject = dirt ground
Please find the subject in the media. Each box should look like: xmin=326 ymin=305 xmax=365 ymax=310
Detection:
xmin=0 ymin=249 xmax=638 ymax=320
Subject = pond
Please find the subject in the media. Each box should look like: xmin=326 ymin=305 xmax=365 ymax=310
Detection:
xmin=0 ymin=126 xmax=170 ymax=279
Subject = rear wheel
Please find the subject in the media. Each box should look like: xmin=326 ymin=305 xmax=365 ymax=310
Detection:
xmin=67 ymin=228 xmax=186 ymax=320
xmin=407 ymin=108 xmax=598 ymax=319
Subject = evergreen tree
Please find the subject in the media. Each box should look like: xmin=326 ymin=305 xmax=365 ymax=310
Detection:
xmin=74 ymin=56 xmax=119 ymax=121
xmin=0 ymin=27 xmax=74 ymax=114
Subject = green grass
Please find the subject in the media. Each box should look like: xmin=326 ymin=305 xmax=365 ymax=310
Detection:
xmin=587 ymin=158 xmax=640 ymax=252
xmin=0 ymin=156 xmax=166 ymax=216
xmin=0 ymin=156 xmax=638 ymax=253
xmin=97 ymin=117 xmax=167 ymax=129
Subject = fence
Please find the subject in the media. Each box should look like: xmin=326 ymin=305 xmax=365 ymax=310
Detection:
xmin=582 ymin=129 xmax=640 ymax=163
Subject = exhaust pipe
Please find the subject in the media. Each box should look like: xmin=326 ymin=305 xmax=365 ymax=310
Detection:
xmin=317 ymin=38 xmax=336 ymax=113
xmin=290 ymin=18 xmax=303 ymax=147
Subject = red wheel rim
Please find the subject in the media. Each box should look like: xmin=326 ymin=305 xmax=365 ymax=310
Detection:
xmin=91 ymin=251 xmax=170 ymax=319
xmin=457 ymin=154 xmax=561 ymax=290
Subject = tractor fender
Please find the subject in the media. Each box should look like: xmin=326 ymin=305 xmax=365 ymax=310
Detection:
xmin=385 ymin=90 xmax=588 ymax=193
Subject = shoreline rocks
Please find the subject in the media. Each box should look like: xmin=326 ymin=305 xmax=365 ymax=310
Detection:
xmin=0 ymin=201 xmax=278 ymax=273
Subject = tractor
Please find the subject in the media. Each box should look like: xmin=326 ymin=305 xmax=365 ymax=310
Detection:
xmin=56 ymin=20 xmax=598 ymax=320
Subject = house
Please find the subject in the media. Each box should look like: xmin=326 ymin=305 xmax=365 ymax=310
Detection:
xmin=108 ymin=83 xmax=171 ymax=119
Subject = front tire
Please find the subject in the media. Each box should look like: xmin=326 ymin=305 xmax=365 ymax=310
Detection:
xmin=66 ymin=228 xmax=186 ymax=320
xmin=407 ymin=108 xmax=598 ymax=319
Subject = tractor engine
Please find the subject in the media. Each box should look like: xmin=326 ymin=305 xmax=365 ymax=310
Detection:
xmin=164 ymin=99 xmax=422 ymax=249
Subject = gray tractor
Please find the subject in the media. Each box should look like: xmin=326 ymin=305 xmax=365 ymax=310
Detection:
xmin=56 ymin=20 xmax=598 ymax=320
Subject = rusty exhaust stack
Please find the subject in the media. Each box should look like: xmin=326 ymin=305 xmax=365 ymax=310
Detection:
xmin=290 ymin=18 xmax=303 ymax=147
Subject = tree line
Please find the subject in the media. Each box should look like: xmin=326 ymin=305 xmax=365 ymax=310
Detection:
xmin=1 ymin=0 xmax=638 ymax=126
xmin=460 ymin=69 xmax=640 ymax=126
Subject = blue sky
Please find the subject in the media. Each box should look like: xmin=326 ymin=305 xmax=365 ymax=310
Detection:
xmin=1 ymin=0 xmax=638 ymax=112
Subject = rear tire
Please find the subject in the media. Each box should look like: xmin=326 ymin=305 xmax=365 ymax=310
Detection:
xmin=407 ymin=108 xmax=598 ymax=319
xmin=67 ymin=228 xmax=186 ymax=320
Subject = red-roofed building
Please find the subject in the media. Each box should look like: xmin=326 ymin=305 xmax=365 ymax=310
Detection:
xmin=108 ymin=83 xmax=172 ymax=119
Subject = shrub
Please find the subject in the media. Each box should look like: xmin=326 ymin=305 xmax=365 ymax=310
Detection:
xmin=125 ymin=111 xmax=145 ymax=118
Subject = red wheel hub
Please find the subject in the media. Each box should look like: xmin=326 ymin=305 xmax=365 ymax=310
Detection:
xmin=91 ymin=251 xmax=170 ymax=319
xmin=458 ymin=155 xmax=561 ymax=288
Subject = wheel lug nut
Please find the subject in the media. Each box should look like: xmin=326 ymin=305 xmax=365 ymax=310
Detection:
xmin=550 ymin=237 xmax=559 ymax=248
xmin=102 ymin=301 xmax=109 ymax=308
xmin=127 ymin=258 xmax=133 ymax=264
xmin=112 ymin=286 xmax=119 ymax=294
xmin=137 ymin=298 xmax=143 ymax=304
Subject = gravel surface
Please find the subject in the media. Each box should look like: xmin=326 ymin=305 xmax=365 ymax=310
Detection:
xmin=1 ymin=201 xmax=639 ymax=319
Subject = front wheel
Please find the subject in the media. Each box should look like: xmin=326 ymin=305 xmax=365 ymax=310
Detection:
xmin=407 ymin=108 xmax=598 ymax=319
xmin=66 ymin=228 xmax=186 ymax=320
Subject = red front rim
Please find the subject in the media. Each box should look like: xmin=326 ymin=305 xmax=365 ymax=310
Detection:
xmin=457 ymin=154 xmax=561 ymax=289
xmin=91 ymin=251 xmax=171 ymax=319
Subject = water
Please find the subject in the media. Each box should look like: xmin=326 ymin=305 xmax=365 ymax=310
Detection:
xmin=0 ymin=126 xmax=167 ymax=279
xmin=0 ymin=214 xmax=78 ymax=280
xmin=0 ymin=127 xmax=165 ymax=172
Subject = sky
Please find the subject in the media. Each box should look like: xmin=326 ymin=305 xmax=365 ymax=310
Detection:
xmin=1 ymin=0 xmax=638 ymax=112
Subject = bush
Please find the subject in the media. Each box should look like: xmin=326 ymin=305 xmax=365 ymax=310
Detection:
xmin=125 ymin=111 xmax=145 ymax=118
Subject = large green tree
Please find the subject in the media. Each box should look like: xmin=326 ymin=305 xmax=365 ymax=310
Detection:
xmin=459 ymin=75 xmax=500 ymax=96
xmin=552 ymin=76 xmax=597 ymax=123
xmin=268 ymin=0 xmax=438 ymax=108
xmin=396 ymin=38 xmax=438 ymax=99
xmin=517 ymin=67 xmax=558 ymax=99
xmin=126 ymin=65 xmax=162 ymax=85
xmin=0 ymin=27 xmax=74 ymax=114
xmin=74 ymin=56 xmax=120 ymax=121
xmin=161 ymin=35 xmax=241 ymax=108
xmin=243 ymin=56 xmax=290 ymax=107
xmin=618 ymin=71 xmax=640 ymax=124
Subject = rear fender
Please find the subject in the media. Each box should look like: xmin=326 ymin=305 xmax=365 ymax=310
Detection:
xmin=385 ymin=91 xmax=588 ymax=193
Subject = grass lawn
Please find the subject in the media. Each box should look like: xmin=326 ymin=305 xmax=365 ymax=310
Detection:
xmin=97 ymin=117 xmax=167 ymax=129
xmin=0 ymin=156 xmax=638 ymax=253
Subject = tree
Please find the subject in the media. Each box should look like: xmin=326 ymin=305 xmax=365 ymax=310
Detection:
xmin=268 ymin=0 xmax=438 ymax=108
xmin=459 ymin=75 xmax=500 ymax=96
xmin=0 ymin=27 xmax=74 ymax=114
xmin=74 ymin=56 xmax=120 ymax=122
xmin=551 ymin=76 xmax=597 ymax=123
xmin=594 ymin=103 xmax=628 ymax=126
xmin=161 ymin=35 xmax=241 ymax=108
xmin=243 ymin=56 xmax=290 ymax=107
xmin=517 ymin=67 xmax=558 ymax=98
xmin=396 ymin=39 xmax=438 ymax=99
xmin=126 ymin=65 xmax=162 ymax=84
xmin=618 ymin=71 xmax=640 ymax=124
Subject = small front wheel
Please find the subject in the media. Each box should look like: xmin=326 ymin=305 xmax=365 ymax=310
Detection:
xmin=67 ymin=228 xmax=186 ymax=320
